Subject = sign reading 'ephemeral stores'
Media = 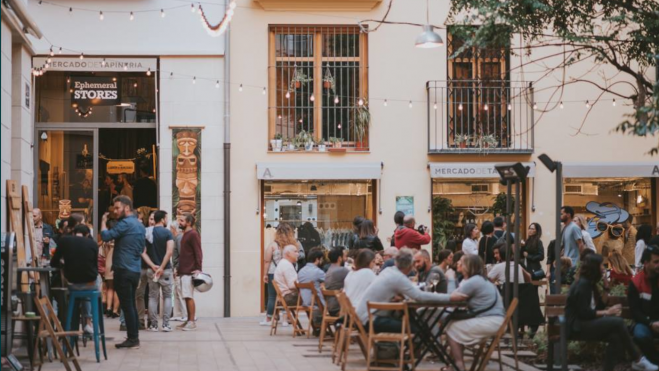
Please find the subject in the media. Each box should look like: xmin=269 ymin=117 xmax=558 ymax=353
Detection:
xmin=71 ymin=76 xmax=120 ymax=106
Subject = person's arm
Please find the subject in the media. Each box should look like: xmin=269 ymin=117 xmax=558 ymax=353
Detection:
xmin=141 ymin=247 xmax=158 ymax=271
xmin=487 ymin=265 xmax=499 ymax=283
xmin=100 ymin=218 xmax=128 ymax=242
xmin=193 ymin=233 xmax=203 ymax=273
xmin=572 ymin=281 xmax=613 ymax=320
xmin=396 ymin=273 xmax=450 ymax=303
xmin=49 ymin=239 xmax=64 ymax=268
xmin=156 ymin=239 xmax=175 ymax=277
xmin=573 ymin=228 xmax=585 ymax=253
xmin=263 ymin=244 xmax=274 ymax=282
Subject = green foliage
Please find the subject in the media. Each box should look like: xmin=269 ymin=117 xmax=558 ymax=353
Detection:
xmin=609 ymin=283 xmax=627 ymax=297
xmin=432 ymin=197 xmax=456 ymax=254
xmin=352 ymin=102 xmax=371 ymax=145
xmin=491 ymin=192 xmax=508 ymax=217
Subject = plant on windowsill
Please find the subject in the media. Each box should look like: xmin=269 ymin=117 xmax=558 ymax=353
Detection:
xmin=352 ymin=100 xmax=371 ymax=151
xmin=455 ymin=134 xmax=471 ymax=149
xmin=295 ymin=130 xmax=314 ymax=152
xmin=283 ymin=137 xmax=296 ymax=151
xmin=289 ymin=68 xmax=312 ymax=91
xmin=476 ymin=134 xmax=499 ymax=152
xmin=271 ymin=133 xmax=283 ymax=152
xmin=328 ymin=137 xmax=345 ymax=152
xmin=317 ymin=137 xmax=327 ymax=152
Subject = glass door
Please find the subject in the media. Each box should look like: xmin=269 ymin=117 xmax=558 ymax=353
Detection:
xmin=36 ymin=130 xmax=96 ymax=240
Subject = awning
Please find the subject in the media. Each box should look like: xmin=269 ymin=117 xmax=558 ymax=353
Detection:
xmin=429 ymin=162 xmax=536 ymax=179
xmin=257 ymin=162 xmax=382 ymax=180
xmin=563 ymin=162 xmax=659 ymax=178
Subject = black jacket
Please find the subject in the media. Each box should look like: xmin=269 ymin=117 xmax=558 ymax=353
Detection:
xmin=565 ymin=278 xmax=604 ymax=336
xmin=353 ymin=235 xmax=384 ymax=251
xmin=50 ymin=236 xmax=98 ymax=284
xmin=522 ymin=239 xmax=545 ymax=273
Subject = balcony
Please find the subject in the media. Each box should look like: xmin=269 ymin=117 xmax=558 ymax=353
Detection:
xmin=427 ymin=80 xmax=534 ymax=154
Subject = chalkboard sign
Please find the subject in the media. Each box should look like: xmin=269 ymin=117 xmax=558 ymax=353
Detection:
xmin=76 ymin=154 xmax=93 ymax=169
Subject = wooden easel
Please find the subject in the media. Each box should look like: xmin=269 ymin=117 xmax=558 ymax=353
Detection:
xmin=23 ymin=186 xmax=40 ymax=268
xmin=7 ymin=180 xmax=28 ymax=292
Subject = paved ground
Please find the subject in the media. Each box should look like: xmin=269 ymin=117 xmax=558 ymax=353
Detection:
xmin=16 ymin=316 xmax=539 ymax=371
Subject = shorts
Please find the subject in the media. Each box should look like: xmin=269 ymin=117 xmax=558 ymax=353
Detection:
xmin=181 ymin=275 xmax=195 ymax=299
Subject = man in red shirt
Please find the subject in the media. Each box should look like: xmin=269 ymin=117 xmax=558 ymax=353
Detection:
xmin=177 ymin=213 xmax=203 ymax=331
xmin=394 ymin=215 xmax=431 ymax=250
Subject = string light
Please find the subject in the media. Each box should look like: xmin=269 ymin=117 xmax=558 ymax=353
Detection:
xmin=507 ymin=104 xmax=512 ymax=111
xmin=612 ymin=98 xmax=616 ymax=107
xmin=309 ymin=93 xmax=315 ymax=102
xmin=458 ymin=103 xmax=463 ymax=111
xmin=79 ymin=52 xmax=84 ymax=60
xmin=99 ymin=11 xmax=104 ymax=21
xmin=384 ymin=99 xmax=388 ymax=107
xmin=334 ymin=96 xmax=339 ymax=104
xmin=49 ymin=47 xmax=54 ymax=57
xmin=337 ymin=123 xmax=342 ymax=129
xmin=216 ymin=81 xmax=220 ymax=88
xmin=433 ymin=102 xmax=437 ymax=110
xmin=239 ymin=84 xmax=243 ymax=92
xmin=285 ymin=91 xmax=291 ymax=99
xmin=67 ymin=77 xmax=70 ymax=83
xmin=47 ymin=57 xmax=51 ymax=63
xmin=533 ymin=102 xmax=538 ymax=110
xmin=262 ymin=87 xmax=266 ymax=95
xmin=191 ymin=3 xmax=196 ymax=13
xmin=484 ymin=104 xmax=488 ymax=111
xmin=123 ymin=65 xmax=128 ymax=71
xmin=59 ymin=47 xmax=62 ymax=54
xmin=193 ymin=76 xmax=196 ymax=84
xmin=161 ymin=9 xmax=166 ymax=18
xmin=133 ymin=82 xmax=138 ymax=88
xmin=560 ymin=101 xmax=564 ymax=109
xmin=146 ymin=68 xmax=151 ymax=76
xmin=585 ymin=100 xmax=590 ymax=108
xmin=409 ymin=101 xmax=413 ymax=108
xmin=358 ymin=98 xmax=364 ymax=106
xmin=129 ymin=12 xmax=134 ymax=21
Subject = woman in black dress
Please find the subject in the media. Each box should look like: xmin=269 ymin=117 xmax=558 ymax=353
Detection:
xmin=521 ymin=223 xmax=545 ymax=275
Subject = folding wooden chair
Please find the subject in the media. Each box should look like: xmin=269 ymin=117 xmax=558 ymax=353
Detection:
xmin=336 ymin=293 xmax=369 ymax=371
xmin=319 ymin=289 xmax=341 ymax=353
xmin=365 ymin=302 xmax=415 ymax=371
xmin=294 ymin=282 xmax=316 ymax=338
xmin=33 ymin=296 xmax=82 ymax=371
xmin=270 ymin=282 xmax=304 ymax=337
xmin=468 ymin=298 xmax=519 ymax=371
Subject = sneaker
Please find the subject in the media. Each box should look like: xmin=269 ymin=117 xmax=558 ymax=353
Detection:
xmin=259 ymin=318 xmax=272 ymax=326
xmin=176 ymin=321 xmax=188 ymax=329
xmin=162 ymin=324 xmax=173 ymax=332
xmin=632 ymin=357 xmax=659 ymax=371
xmin=281 ymin=321 xmax=290 ymax=327
xmin=119 ymin=324 xmax=127 ymax=331
xmin=148 ymin=324 xmax=159 ymax=332
xmin=115 ymin=338 xmax=140 ymax=349
xmin=181 ymin=322 xmax=197 ymax=331
xmin=170 ymin=316 xmax=185 ymax=322
xmin=84 ymin=324 xmax=94 ymax=334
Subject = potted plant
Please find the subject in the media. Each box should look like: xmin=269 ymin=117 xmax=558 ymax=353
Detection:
xmin=289 ymin=68 xmax=312 ymax=90
xmin=317 ymin=137 xmax=327 ymax=152
xmin=322 ymin=69 xmax=335 ymax=91
xmin=477 ymin=134 xmax=498 ymax=150
xmin=271 ymin=133 xmax=283 ymax=151
xmin=455 ymin=134 xmax=470 ymax=149
xmin=328 ymin=137 xmax=345 ymax=152
xmin=352 ymin=101 xmax=371 ymax=150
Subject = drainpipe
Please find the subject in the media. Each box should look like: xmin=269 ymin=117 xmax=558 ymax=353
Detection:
xmin=223 ymin=25 xmax=231 ymax=317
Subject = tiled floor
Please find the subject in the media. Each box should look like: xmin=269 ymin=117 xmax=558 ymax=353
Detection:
xmin=17 ymin=316 xmax=538 ymax=371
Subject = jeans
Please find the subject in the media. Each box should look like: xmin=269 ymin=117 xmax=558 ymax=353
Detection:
xmin=570 ymin=317 xmax=640 ymax=371
xmin=173 ymin=275 xmax=187 ymax=318
xmin=372 ymin=316 xmax=418 ymax=334
xmin=136 ymin=269 xmax=149 ymax=324
xmin=68 ymin=276 xmax=102 ymax=320
xmin=266 ymin=274 xmax=276 ymax=317
xmin=633 ymin=323 xmax=659 ymax=364
xmin=114 ymin=268 xmax=140 ymax=340
xmin=147 ymin=269 xmax=173 ymax=327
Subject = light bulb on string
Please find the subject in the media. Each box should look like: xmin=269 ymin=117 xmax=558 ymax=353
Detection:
xmin=161 ymin=9 xmax=166 ymax=18
xmin=146 ymin=68 xmax=151 ymax=76
xmin=99 ymin=11 xmax=104 ymax=21
xmin=123 ymin=65 xmax=128 ymax=71
xmin=193 ymin=77 xmax=196 ymax=84
xmin=433 ymin=102 xmax=437 ymax=110
xmin=49 ymin=47 xmax=54 ymax=57
xmin=560 ymin=101 xmax=564 ymax=109
xmin=285 ymin=91 xmax=291 ymax=99
xmin=384 ymin=99 xmax=388 ymax=107
xmin=130 ymin=12 xmax=134 ymax=21
xmin=216 ymin=81 xmax=220 ymax=88
xmin=484 ymin=104 xmax=488 ymax=111
xmin=191 ymin=3 xmax=196 ymax=12
xmin=458 ymin=103 xmax=463 ymax=111
xmin=334 ymin=96 xmax=339 ymax=104
xmin=337 ymin=123 xmax=342 ymax=129
xmin=409 ymin=101 xmax=413 ymax=108
xmin=612 ymin=99 xmax=616 ymax=107
xmin=47 ymin=57 xmax=51 ymax=63
xmin=239 ymin=84 xmax=243 ymax=92
xmin=586 ymin=100 xmax=590 ymax=109
xmin=533 ymin=102 xmax=538 ymax=110
xmin=310 ymin=93 xmax=315 ymax=102
xmin=133 ymin=83 xmax=138 ymax=88
xmin=67 ymin=77 xmax=70 ymax=84
xmin=358 ymin=98 xmax=364 ymax=106
xmin=101 ymin=58 xmax=106 ymax=66
xmin=262 ymin=87 xmax=266 ymax=95
xmin=507 ymin=104 xmax=512 ymax=111
xmin=79 ymin=53 xmax=84 ymax=60
xmin=58 ymin=47 xmax=62 ymax=54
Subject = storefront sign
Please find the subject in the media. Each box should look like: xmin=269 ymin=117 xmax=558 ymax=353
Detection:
xmin=71 ymin=76 xmax=120 ymax=106
xmin=33 ymin=57 xmax=157 ymax=72
xmin=256 ymin=162 xmax=383 ymax=180
xmin=563 ymin=162 xmax=659 ymax=178
xmin=429 ymin=162 xmax=536 ymax=178
xmin=107 ymin=161 xmax=135 ymax=174
xmin=76 ymin=154 xmax=93 ymax=169
xmin=396 ymin=196 xmax=415 ymax=216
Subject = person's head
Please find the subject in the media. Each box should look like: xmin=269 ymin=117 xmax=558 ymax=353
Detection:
xmin=179 ymin=213 xmax=195 ymax=231
xmin=358 ymin=219 xmax=377 ymax=239
xmin=452 ymin=251 xmax=465 ymax=272
xmin=608 ymin=251 xmax=633 ymax=275
xmin=394 ymin=211 xmax=405 ymax=227
xmin=112 ymin=195 xmax=133 ymax=219
xmin=580 ymin=247 xmax=594 ymax=262
xmin=139 ymin=164 xmax=149 ymax=178
xmin=65 ymin=216 xmax=79 ymax=235
xmin=528 ymin=222 xmax=542 ymax=238
xmin=573 ymin=214 xmax=588 ymax=231
xmin=307 ymin=247 xmax=325 ymax=267
xmin=147 ymin=210 xmax=156 ymax=227
xmin=493 ymin=216 xmax=505 ymax=230
xmin=437 ymin=249 xmax=453 ymax=266
xmin=354 ymin=249 xmax=376 ymax=270
xmin=73 ymin=224 xmax=90 ymax=238
xmin=118 ymin=173 xmax=128 ymax=185
xmin=352 ymin=216 xmax=365 ymax=234
xmin=274 ymin=223 xmax=297 ymax=247
xmin=283 ymin=244 xmax=299 ymax=263
xmin=636 ymin=224 xmax=653 ymax=245
xmin=560 ymin=206 xmax=575 ymax=223
xmin=71 ymin=213 xmax=85 ymax=225
xmin=383 ymin=247 xmax=399 ymax=261
xmin=413 ymin=249 xmax=432 ymax=273
xmin=492 ymin=241 xmax=505 ymax=262
xmin=580 ymin=253 xmax=604 ymax=284
xmin=154 ymin=210 xmax=168 ymax=226
xmin=395 ymin=248 xmax=415 ymax=275
xmin=464 ymin=223 xmax=479 ymax=240
xmin=403 ymin=215 xmax=416 ymax=229
xmin=59 ymin=219 xmax=68 ymax=233
xmin=641 ymin=245 xmax=659 ymax=277
xmin=558 ymin=257 xmax=572 ymax=276
xmin=33 ymin=208 xmax=43 ymax=225
xmin=104 ymin=174 xmax=115 ymax=186
xmin=328 ymin=246 xmax=345 ymax=265
xmin=461 ymin=254 xmax=484 ymax=279
xmin=481 ymin=221 xmax=494 ymax=236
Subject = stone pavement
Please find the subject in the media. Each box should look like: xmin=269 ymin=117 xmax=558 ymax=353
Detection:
xmin=29 ymin=316 xmax=539 ymax=371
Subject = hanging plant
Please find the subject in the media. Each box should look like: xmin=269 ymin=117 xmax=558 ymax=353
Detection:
xmin=289 ymin=67 xmax=312 ymax=91
xmin=322 ymin=69 xmax=336 ymax=92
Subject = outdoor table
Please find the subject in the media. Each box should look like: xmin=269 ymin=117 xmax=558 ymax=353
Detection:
xmin=405 ymin=301 xmax=468 ymax=370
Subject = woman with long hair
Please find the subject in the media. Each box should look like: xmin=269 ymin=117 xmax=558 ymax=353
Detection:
xmin=348 ymin=216 xmax=365 ymax=250
xmin=635 ymin=225 xmax=652 ymax=269
xmin=565 ymin=254 xmax=657 ymax=371
xmin=103 ymin=219 xmax=120 ymax=318
xmin=478 ymin=221 xmax=496 ymax=265
xmin=461 ymin=223 xmax=480 ymax=256
xmin=574 ymin=214 xmax=596 ymax=251
xmin=353 ymin=219 xmax=384 ymax=251
xmin=261 ymin=223 xmax=301 ymax=325
xmin=608 ymin=251 xmax=634 ymax=287
xmin=522 ymin=223 xmax=545 ymax=274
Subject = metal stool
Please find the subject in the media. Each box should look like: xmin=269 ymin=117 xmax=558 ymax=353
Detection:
xmin=65 ymin=290 xmax=107 ymax=362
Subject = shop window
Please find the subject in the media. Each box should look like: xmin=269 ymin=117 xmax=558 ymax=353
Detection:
xmin=269 ymin=26 xmax=368 ymax=150
xmin=36 ymin=71 xmax=156 ymax=123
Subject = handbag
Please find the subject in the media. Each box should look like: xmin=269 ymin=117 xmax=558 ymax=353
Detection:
xmin=531 ymin=269 xmax=546 ymax=281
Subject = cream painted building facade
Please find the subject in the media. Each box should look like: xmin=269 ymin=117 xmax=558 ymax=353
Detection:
xmin=229 ymin=0 xmax=658 ymax=316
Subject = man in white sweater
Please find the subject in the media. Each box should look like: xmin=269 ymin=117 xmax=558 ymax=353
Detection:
xmin=356 ymin=248 xmax=450 ymax=333
xmin=274 ymin=245 xmax=300 ymax=306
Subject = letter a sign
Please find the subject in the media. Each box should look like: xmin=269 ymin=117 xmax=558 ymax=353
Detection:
xmin=262 ymin=168 xmax=273 ymax=179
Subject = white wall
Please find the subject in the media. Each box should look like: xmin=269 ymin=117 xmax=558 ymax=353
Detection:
xmin=1 ymin=20 xmax=13 ymax=233
xmin=159 ymin=57 xmax=225 ymax=317
xmin=28 ymin=0 xmax=226 ymax=55
xmin=11 ymin=45 xmax=34 ymax=194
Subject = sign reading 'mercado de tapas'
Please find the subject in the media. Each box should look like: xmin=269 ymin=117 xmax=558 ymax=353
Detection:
xmin=107 ymin=161 xmax=135 ymax=175
xmin=33 ymin=57 xmax=157 ymax=72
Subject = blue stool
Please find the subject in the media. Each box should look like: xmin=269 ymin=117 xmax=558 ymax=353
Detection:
xmin=65 ymin=290 xmax=107 ymax=362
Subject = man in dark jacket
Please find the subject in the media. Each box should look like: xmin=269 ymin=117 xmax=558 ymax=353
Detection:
xmin=628 ymin=246 xmax=659 ymax=364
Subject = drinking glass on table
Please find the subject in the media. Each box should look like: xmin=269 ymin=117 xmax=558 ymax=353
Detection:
xmin=428 ymin=272 xmax=440 ymax=293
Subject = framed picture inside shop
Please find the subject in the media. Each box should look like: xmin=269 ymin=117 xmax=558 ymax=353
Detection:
xmin=171 ymin=127 xmax=203 ymax=234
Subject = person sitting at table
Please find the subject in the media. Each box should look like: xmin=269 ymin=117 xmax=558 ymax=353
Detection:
xmin=379 ymin=247 xmax=399 ymax=272
xmin=50 ymin=224 xmax=101 ymax=334
xmin=344 ymin=249 xmax=377 ymax=308
xmin=274 ymin=245 xmax=301 ymax=307
xmin=356 ymin=248 xmax=449 ymax=333
xmin=608 ymin=250 xmax=634 ymax=287
xmin=446 ymin=254 xmax=506 ymax=371
xmin=437 ymin=250 xmax=456 ymax=293
xmin=487 ymin=242 xmax=531 ymax=285
xmin=414 ymin=249 xmax=448 ymax=293
xmin=566 ymin=253 xmax=658 ymax=371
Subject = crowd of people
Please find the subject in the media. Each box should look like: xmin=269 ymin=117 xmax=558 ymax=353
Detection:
xmin=260 ymin=207 xmax=659 ymax=371
xmin=47 ymin=195 xmax=204 ymax=350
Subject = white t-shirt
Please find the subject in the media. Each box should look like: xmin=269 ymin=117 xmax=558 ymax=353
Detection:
xmin=344 ymin=268 xmax=376 ymax=309
xmin=582 ymin=231 xmax=596 ymax=251
xmin=487 ymin=262 xmax=527 ymax=284
xmin=274 ymin=259 xmax=298 ymax=296
xmin=635 ymin=240 xmax=646 ymax=268
xmin=462 ymin=238 xmax=479 ymax=255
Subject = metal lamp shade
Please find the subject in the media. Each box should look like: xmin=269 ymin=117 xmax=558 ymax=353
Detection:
xmin=415 ymin=25 xmax=443 ymax=48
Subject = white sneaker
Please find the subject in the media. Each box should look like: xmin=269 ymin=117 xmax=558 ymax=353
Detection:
xmin=148 ymin=324 xmax=159 ymax=332
xmin=162 ymin=324 xmax=173 ymax=332
xmin=281 ymin=321 xmax=290 ymax=327
xmin=632 ymin=357 xmax=659 ymax=371
xmin=259 ymin=318 xmax=272 ymax=326
xmin=181 ymin=322 xmax=197 ymax=331
xmin=84 ymin=324 xmax=94 ymax=334
xmin=170 ymin=317 xmax=184 ymax=322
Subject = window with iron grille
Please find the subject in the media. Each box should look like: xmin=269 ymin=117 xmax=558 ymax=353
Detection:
xmin=447 ymin=27 xmax=511 ymax=148
xmin=269 ymin=25 xmax=368 ymax=149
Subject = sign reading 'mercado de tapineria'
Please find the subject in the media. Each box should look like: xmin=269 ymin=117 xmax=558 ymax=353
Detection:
xmin=71 ymin=76 xmax=120 ymax=106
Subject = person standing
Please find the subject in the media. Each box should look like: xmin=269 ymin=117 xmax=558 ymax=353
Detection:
xmin=390 ymin=211 xmax=405 ymax=247
xmin=101 ymin=196 xmax=145 ymax=349
xmin=493 ymin=216 xmax=514 ymax=244
xmin=143 ymin=210 xmax=174 ymax=332
xmin=522 ymin=223 xmax=545 ymax=275
xmin=574 ymin=215 xmax=596 ymax=252
xmin=623 ymin=219 xmax=638 ymax=269
xmin=177 ymin=213 xmax=203 ymax=331
xmin=33 ymin=208 xmax=54 ymax=260
xmin=353 ymin=219 xmax=384 ymax=251
xmin=478 ymin=221 xmax=496 ymax=265
xmin=635 ymin=225 xmax=652 ymax=269
xmin=561 ymin=206 xmax=584 ymax=266
xmin=394 ymin=215 xmax=431 ymax=250
xmin=170 ymin=222 xmax=188 ymax=322
xmin=628 ymin=246 xmax=659 ymax=365
xmin=132 ymin=165 xmax=158 ymax=209
xmin=461 ymin=223 xmax=480 ymax=256
xmin=118 ymin=173 xmax=133 ymax=201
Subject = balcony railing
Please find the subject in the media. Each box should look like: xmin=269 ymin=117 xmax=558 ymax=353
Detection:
xmin=427 ymin=80 xmax=534 ymax=154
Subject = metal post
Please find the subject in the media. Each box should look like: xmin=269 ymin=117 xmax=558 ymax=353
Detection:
xmin=223 ymin=26 xmax=232 ymax=318
xmin=504 ymin=180 xmax=512 ymax=308
xmin=513 ymin=179 xmax=521 ymax=334
xmin=554 ymin=162 xmax=563 ymax=294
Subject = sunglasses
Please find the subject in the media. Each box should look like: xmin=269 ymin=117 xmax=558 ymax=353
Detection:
xmin=596 ymin=221 xmax=625 ymax=238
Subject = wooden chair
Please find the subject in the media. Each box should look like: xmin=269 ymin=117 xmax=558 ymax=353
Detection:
xmin=294 ymin=282 xmax=316 ymax=338
xmin=270 ymin=282 xmax=304 ymax=337
xmin=33 ymin=296 xmax=82 ymax=371
xmin=545 ymin=295 xmax=569 ymax=371
xmin=319 ymin=289 xmax=341 ymax=353
xmin=336 ymin=293 xmax=369 ymax=371
xmin=468 ymin=298 xmax=519 ymax=371
xmin=365 ymin=302 xmax=415 ymax=371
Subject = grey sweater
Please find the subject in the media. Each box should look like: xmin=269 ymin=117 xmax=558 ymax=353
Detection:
xmin=356 ymin=266 xmax=450 ymax=324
